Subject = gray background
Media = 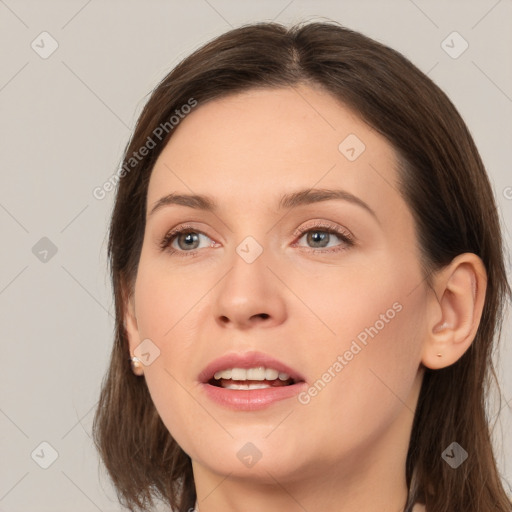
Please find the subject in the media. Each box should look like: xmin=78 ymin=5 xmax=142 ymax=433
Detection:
xmin=0 ymin=1 xmax=511 ymax=510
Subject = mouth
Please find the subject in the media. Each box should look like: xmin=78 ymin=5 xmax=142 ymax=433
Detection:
xmin=198 ymin=351 xmax=306 ymax=410
xmin=208 ymin=366 xmax=298 ymax=390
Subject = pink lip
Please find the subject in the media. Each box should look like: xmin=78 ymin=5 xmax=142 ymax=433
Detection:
xmin=198 ymin=351 xmax=307 ymax=411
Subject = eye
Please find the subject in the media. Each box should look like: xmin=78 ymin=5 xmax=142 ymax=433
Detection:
xmin=159 ymin=221 xmax=354 ymax=257
xmin=293 ymin=222 xmax=354 ymax=253
xmin=159 ymin=225 xmax=217 ymax=256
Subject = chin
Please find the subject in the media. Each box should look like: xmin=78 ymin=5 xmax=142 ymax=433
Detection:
xmin=187 ymin=433 xmax=316 ymax=484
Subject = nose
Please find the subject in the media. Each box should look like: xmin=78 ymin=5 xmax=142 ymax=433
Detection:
xmin=211 ymin=246 xmax=287 ymax=330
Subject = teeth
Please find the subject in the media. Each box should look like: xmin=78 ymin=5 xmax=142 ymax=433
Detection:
xmin=246 ymin=367 xmax=266 ymax=380
xmin=265 ymin=368 xmax=279 ymax=380
xmin=214 ymin=369 xmax=232 ymax=379
xmin=224 ymin=382 xmax=272 ymax=390
xmin=231 ymin=368 xmax=246 ymax=380
xmin=213 ymin=367 xmax=292 ymax=382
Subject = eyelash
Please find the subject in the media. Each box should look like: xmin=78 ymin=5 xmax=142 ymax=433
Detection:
xmin=159 ymin=222 xmax=355 ymax=258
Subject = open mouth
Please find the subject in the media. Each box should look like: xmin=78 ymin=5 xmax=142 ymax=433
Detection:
xmin=207 ymin=367 xmax=299 ymax=390
xmin=199 ymin=354 xmax=307 ymax=409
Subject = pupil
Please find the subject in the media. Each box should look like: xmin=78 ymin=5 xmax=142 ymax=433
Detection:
xmin=308 ymin=231 xmax=328 ymax=248
xmin=179 ymin=232 xmax=199 ymax=250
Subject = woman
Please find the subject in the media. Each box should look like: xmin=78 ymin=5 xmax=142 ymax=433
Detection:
xmin=92 ymin=21 xmax=512 ymax=512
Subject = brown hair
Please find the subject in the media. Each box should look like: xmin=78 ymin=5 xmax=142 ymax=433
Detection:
xmin=92 ymin=20 xmax=512 ymax=512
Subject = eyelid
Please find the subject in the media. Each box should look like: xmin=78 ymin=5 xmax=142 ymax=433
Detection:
xmin=158 ymin=223 xmax=218 ymax=253
xmin=159 ymin=219 xmax=355 ymax=255
xmin=292 ymin=220 xmax=354 ymax=243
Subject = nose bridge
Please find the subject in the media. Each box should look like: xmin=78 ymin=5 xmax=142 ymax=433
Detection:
xmin=211 ymin=234 xmax=286 ymax=328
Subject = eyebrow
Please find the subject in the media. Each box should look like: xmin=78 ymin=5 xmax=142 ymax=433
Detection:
xmin=148 ymin=188 xmax=378 ymax=221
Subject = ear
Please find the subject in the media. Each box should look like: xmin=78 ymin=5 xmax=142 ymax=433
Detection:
xmin=122 ymin=279 xmax=140 ymax=356
xmin=421 ymin=253 xmax=487 ymax=370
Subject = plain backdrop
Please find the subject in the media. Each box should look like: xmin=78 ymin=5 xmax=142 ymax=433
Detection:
xmin=0 ymin=1 xmax=511 ymax=510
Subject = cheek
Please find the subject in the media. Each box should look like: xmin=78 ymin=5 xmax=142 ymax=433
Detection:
xmin=295 ymin=259 xmax=426 ymax=440
xmin=290 ymin=248 xmax=424 ymax=349
xmin=133 ymin=252 xmax=207 ymax=345
xmin=131 ymin=256 xmax=216 ymax=451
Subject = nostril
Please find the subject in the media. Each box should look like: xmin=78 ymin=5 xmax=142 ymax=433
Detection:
xmin=218 ymin=313 xmax=269 ymax=324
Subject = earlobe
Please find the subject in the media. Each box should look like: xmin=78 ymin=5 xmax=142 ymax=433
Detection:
xmin=123 ymin=293 xmax=145 ymax=376
xmin=421 ymin=253 xmax=487 ymax=370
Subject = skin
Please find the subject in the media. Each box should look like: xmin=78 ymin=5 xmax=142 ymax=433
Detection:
xmin=124 ymin=84 xmax=487 ymax=512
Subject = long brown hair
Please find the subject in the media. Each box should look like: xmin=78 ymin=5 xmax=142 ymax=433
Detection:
xmin=92 ymin=21 xmax=512 ymax=512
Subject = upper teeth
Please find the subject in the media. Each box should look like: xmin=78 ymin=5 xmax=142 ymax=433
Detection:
xmin=213 ymin=367 xmax=290 ymax=381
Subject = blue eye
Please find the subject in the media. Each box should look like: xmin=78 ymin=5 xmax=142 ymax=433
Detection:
xmin=159 ymin=226 xmax=215 ymax=256
xmin=159 ymin=222 xmax=354 ymax=257
xmin=297 ymin=229 xmax=348 ymax=249
xmin=291 ymin=222 xmax=355 ymax=254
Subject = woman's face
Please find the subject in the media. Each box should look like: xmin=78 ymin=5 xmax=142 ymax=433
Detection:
xmin=126 ymin=85 xmax=429 ymax=485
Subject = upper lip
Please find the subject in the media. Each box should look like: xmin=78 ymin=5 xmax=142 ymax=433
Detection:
xmin=198 ymin=351 xmax=306 ymax=383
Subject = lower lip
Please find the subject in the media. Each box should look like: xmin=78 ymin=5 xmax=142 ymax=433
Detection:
xmin=200 ymin=382 xmax=308 ymax=411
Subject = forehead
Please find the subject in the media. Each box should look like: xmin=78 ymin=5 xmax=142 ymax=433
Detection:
xmin=147 ymin=85 xmax=403 ymax=220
